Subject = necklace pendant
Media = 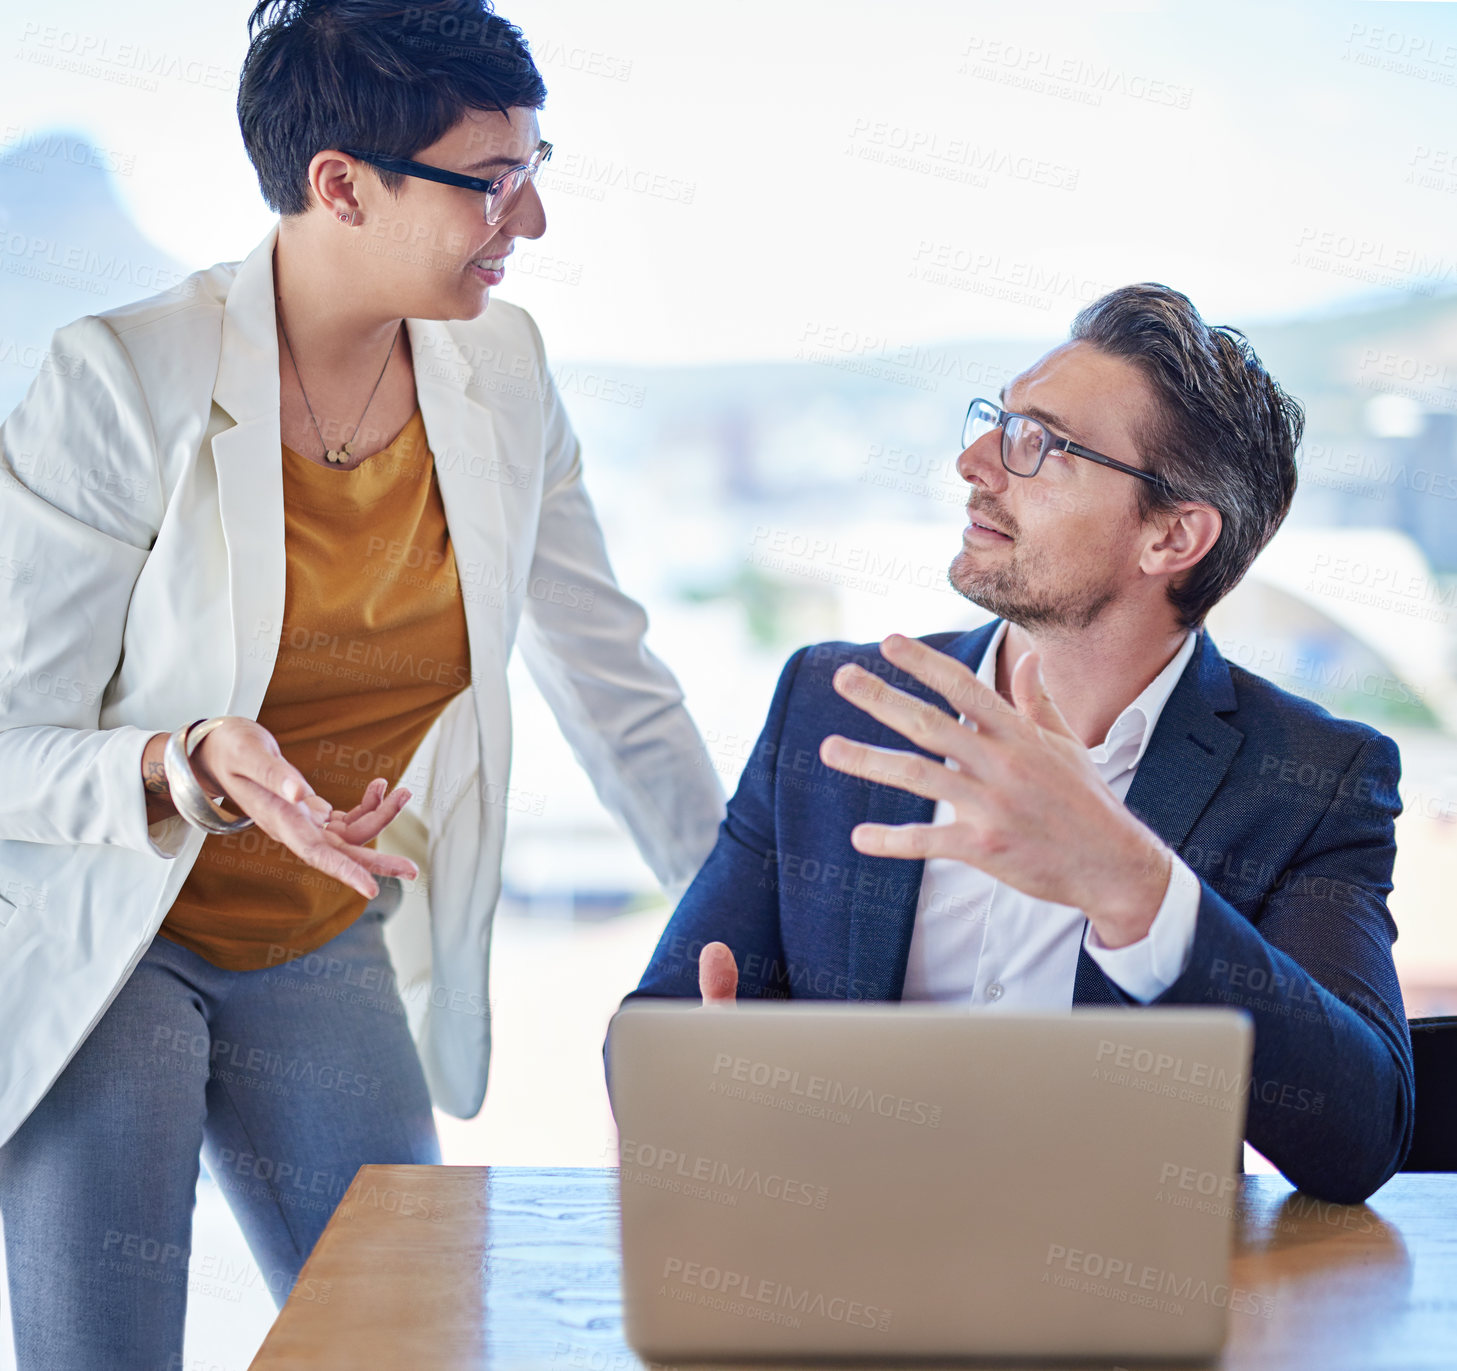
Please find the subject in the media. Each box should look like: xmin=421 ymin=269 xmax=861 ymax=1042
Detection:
xmin=325 ymin=447 xmax=343 ymax=464
xmin=343 ymin=439 xmax=356 ymax=458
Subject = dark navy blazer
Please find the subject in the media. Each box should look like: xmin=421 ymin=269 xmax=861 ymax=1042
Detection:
xmin=623 ymin=622 xmax=1414 ymax=1204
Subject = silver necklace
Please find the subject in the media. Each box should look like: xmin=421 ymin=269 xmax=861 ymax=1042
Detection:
xmin=277 ymin=307 xmax=400 ymax=465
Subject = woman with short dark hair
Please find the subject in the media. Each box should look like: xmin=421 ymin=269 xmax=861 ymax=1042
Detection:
xmin=0 ymin=3 xmax=725 ymax=1365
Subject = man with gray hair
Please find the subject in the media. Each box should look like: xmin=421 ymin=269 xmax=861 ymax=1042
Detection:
xmin=619 ymin=283 xmax=1412 ymax=1206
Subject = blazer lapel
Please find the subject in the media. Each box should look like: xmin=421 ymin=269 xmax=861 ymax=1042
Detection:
xmin=1073 ymin=948 xmax=1123 ymax=1005
xmin=1121 ymin=629 xmax=1243 ymax=850
xmin=405 ymin=317 xmax=514 ymax=795
xmin=846 ymin=622 xmax=1001 ymax=1001
xmin=209 ymin=223 xmax=287 ymax=718
xmin=1074 ymin=629 xmax=1244 ymax=1005
xmin=404 ymin=312 xmax=510 ymax=572
xmin=205 ymin=225 xmax=515 ymax=783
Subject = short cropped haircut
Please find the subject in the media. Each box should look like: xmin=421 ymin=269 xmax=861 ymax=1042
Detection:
xmin=1071 ymin=284 xmax=1303 ymax=629
xmin=238 ymin=0 xmax=547 ymax=216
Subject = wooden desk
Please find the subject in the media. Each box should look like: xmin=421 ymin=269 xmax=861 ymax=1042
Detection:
xmin=248 ymin=1167 xmax=1457 ymax=1371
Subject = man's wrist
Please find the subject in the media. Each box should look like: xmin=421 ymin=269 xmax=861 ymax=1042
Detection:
xmin=1084 ymin=835 xmax=1173 ymax=949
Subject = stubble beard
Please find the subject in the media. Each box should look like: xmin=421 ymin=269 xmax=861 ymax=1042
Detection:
xmin=947 ymin=545 xmax=1119 ymax=632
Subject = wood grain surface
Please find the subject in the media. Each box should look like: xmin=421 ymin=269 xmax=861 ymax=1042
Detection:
xmin=248 ymin=1167 xmax=1457 ymax=1370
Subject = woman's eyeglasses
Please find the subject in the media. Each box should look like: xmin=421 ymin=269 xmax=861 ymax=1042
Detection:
xmin=339 ymin=140 xmax=553 ymax=226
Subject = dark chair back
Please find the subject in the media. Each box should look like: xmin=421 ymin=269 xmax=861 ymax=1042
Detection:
xmin=1404 ymin=1016 xmax=1457 ymax=1171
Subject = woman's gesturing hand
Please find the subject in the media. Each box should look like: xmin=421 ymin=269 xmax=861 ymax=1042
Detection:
xmin=191 ymin=718 xmax=418 ymax=899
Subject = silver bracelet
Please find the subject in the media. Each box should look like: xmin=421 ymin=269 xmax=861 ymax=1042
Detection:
xmin=162 ymin=718 xmax=255 ymax=835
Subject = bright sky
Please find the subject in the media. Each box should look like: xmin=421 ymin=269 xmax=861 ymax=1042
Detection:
xmin=4 ymin=0 xmax=1456 ymax=362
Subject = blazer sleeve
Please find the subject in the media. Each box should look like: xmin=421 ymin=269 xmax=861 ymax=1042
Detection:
xmin=621 ymin=646 xmax=809 ymax=1005
xmin=1154 ymin=732 xmax=1412 ymax=1204
xmin=0 ymin=315 xmax=176 ymax=858
xmin=604 ymin=648 xmax=805 ymax=1104
xmin=511 ymin=312 xmax=725 ymax=893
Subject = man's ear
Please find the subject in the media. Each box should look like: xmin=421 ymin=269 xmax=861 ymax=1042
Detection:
xmin=1140 ymin=502 xmax=1221 ymax=579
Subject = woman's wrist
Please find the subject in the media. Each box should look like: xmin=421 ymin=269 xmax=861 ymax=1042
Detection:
xmin=189 ymin=733 xmax=227 ymax=798
xmin=163 ymin=719 xmax=255 ymax=835
xmin=142 ymin=731 xmax=177 ymax=823
xmin=140 ymin=725 xmax=230 ymax=826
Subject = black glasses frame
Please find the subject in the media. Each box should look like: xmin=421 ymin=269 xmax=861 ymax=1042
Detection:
xmin=962 ymin=397 xmax=1173 ymax=492
xmin=339 ymin=140 xmax=553 ymax=224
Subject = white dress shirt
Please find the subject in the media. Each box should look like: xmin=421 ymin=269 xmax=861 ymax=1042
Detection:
xmin=899 ymin=621 xmax=1202 ymax=1008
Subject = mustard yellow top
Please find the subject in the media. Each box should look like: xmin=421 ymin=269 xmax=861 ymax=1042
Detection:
xmin=159 ymin=408 xmax=471 ymax=970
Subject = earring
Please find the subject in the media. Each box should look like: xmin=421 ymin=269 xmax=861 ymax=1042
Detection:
xmin=337 ymin=209 xmax=355 ymax=225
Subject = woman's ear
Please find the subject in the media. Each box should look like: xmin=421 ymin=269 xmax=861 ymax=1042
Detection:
xmin=308 ymin=150 xmax=363 ymax=221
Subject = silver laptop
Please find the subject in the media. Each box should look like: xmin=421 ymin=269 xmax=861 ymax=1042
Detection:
xmin=609 ymin=1002 xmax=1253 ymax=1362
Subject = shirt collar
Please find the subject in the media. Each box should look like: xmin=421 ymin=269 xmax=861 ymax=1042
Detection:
xmin=974 ymin=620 xmax=1198 ymax=769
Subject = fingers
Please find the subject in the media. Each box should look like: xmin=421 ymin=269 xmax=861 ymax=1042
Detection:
xmin=344 ymin=844 xmax=420 ymax=881
xmin=848 ymin=820 xmax=971 ymax=861
xmin=318 ymin=819 xmax=421 ymax=879
xmin=250 ymin=767 xmax=419 ymax=884
xmin=699 ymin=941 xmax=739 ymax=1006
xmin=299 ymin=830 xmax=417 ymax=895
xmin=1009 ymin=650 xmax=1078 ymax=740
xmin=307 ymin=841 xmax=380 ymax=901
xmin=331 ymin=783 xmax=414 ymax=851
xmin=193 ymin=721 xmax=323 ymax=814
xmin=361 ymin=779 xmax=407 ymax=826
xmin=227 ymin=773 xmax=382 ymax=898
xmin=336 ymin=777 xmax=388 ymax=827
xmin=819 ymin=734 xmax=974 ymax=806
xmin=830 ymin=663 xmax=983 ymax=771
xmin=239 ymin=745 xmax=317 ymax=808
xmin=878 ymin=634 xmax=1014 ymax=728
xmin=196 ymin=726 xmax=420 ymax=890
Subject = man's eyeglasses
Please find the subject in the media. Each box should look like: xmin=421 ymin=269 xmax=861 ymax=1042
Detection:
xmin=339 ymin=140 xmax=553 ymax=226
xmin=961 ymin=397 xmax=1171 ymax=492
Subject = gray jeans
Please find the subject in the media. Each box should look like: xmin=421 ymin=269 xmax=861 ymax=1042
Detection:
xmin=0 ymin=878 xmax=440 ymax=1371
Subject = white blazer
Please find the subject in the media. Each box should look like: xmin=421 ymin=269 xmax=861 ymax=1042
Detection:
xmin=0 ymin=222 xmax=726 ymax=1149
